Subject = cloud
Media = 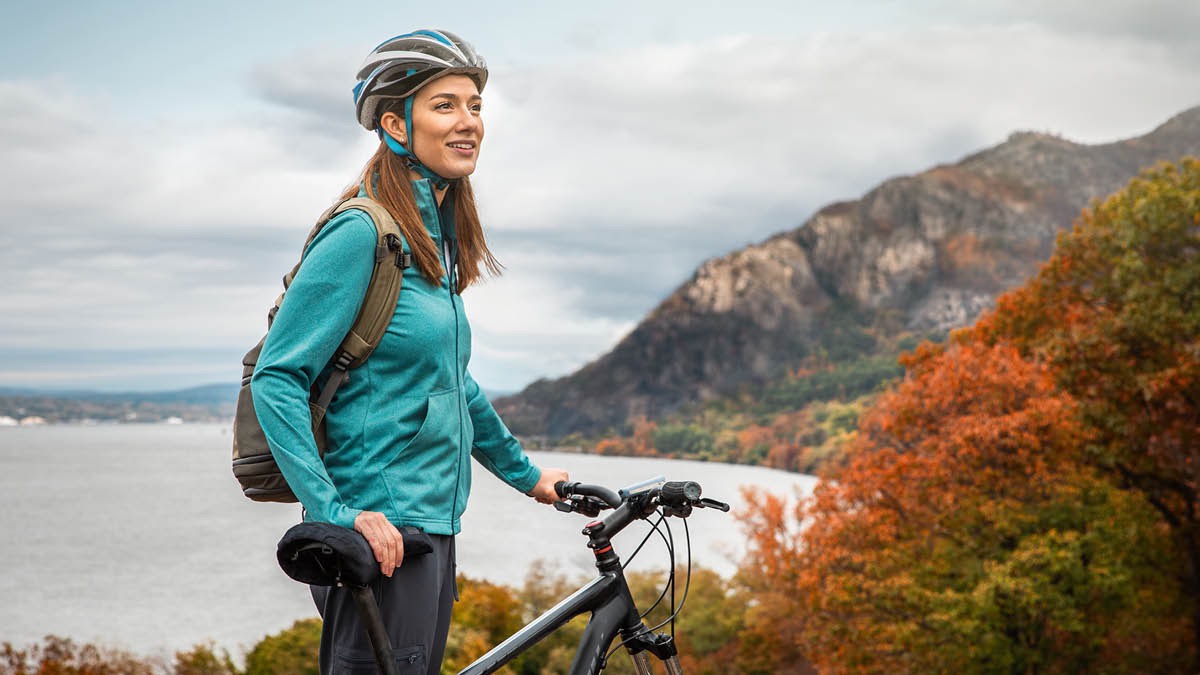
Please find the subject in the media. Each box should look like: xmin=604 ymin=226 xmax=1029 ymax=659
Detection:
xmin=925 ymin=0 xmax=1200 ymax=50
xmin=3 ymin=18 xmax=1198 ymax=391
xmin=249 ymin=44 xmax=362 ymax=139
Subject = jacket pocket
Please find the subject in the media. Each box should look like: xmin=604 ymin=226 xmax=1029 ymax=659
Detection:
xmin=393 ymin=389 xmax=456 ymax=461
xmin=382 ymin=389 xmax=459 ymax=512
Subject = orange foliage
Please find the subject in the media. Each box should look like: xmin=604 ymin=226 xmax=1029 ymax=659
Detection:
xmin=738 ymin=342 xmax=1184 ymax=672
xmin=593 ymin=418 xmax=661 ymax=458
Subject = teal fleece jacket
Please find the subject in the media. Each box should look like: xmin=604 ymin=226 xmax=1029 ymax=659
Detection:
xmin=250 ymin=179 xmax=541 ymax=535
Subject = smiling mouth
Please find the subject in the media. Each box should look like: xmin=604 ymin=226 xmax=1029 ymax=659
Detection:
xmin=447 ymin=142 xmax=475 ymax=150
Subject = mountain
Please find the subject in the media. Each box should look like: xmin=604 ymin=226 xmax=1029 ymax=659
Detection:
xmin=495 ymin=106 xmax=1200 ymax=438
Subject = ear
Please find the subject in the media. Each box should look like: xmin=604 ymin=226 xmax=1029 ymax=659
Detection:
xmin=379 ymin=111 xmax=406 ymax=143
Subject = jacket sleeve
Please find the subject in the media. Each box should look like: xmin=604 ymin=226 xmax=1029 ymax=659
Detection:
xmin=465 ymin=372 xmax=542 ymax=493
xmin=250 ymin=211 xmax=377 ymax=529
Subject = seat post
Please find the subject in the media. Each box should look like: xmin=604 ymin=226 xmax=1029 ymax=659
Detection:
xmin=350 ymin=585 xmax=401 ymax=675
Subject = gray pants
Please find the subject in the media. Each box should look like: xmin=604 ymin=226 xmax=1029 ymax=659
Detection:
xmin=311 ymin=534 xmax=456 ymax=674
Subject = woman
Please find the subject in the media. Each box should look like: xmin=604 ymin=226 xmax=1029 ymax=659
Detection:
xmin=251 ymin=29 xmax=569 ymax=674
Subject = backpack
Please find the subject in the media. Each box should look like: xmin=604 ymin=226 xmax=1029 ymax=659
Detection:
xmin=232 ymin=197 xmax=411 ymax=503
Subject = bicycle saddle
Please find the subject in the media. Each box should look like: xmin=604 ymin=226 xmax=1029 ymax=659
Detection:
xmin=276 ymin=521 xmax=433 ymax=587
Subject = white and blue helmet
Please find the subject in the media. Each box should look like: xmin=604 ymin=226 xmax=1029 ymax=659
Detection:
xmin=353 ymin=29 xmax=488 ymax=132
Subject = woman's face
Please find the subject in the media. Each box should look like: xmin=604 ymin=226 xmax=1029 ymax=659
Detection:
xmin=407 ymin=74 xmax=484 ymax=180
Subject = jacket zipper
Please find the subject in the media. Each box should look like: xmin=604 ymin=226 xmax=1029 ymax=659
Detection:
xmin=430 ymin=183 xmax=467 ymax=530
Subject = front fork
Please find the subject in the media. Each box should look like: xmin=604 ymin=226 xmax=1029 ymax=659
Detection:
xmin=623 ymin=626 xmax=683 ymax=675
xmin=629 ymin=652 xmax=684 ymax=675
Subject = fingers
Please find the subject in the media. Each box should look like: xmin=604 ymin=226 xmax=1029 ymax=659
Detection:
xmin=353 ymin=511 xmax=405 ymax=577
xmin=530 ymin=467 xmax=570 ymax=504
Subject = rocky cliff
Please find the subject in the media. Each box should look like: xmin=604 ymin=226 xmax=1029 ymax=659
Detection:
xmin=496 ymin=107 xmax=1200 ymax=437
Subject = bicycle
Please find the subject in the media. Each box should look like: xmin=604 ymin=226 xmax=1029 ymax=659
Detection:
xmin=277 ymin=476 xmax=729 ymax=675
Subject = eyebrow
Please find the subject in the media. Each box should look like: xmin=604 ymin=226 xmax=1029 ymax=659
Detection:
xmin=429 ymin=92 xmax=482 ymax=102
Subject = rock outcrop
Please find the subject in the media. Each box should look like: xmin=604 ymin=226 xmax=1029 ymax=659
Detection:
xmin=496 ymin=107 xmax=1200 ymax=437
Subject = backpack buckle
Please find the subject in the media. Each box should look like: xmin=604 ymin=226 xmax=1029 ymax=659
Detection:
xmin=384 ymin=234 xmax=412 ymax=270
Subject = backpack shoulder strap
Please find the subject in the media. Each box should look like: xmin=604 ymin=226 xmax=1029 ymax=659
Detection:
xmin=328 ymin=197 xmax=409 ymax=369
xmin=294 ymin=197 xmax=409 ymax=412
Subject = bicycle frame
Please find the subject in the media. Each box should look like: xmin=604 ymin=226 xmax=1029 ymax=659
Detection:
xmin=458 ymin=482 xmax=692 ymax=675
xmin=458 ymin=566 xmax=645 ymax=674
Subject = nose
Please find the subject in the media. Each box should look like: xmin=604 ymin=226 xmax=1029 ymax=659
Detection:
xmin=455 ymin=108 xmax=481 ymax=133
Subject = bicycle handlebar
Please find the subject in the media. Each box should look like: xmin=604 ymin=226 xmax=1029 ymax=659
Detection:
xmin=555 ymin=481 xmax=622 ymax=508
xmin=553 ymin=479 xmax=731 ymax=517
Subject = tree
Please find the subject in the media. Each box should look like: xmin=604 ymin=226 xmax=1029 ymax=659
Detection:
xmin=173 ymin=642 xmax=238 ymax=675
xmin=441 ymin=576 xmax=526 ymax=673
xmin=243 ymin=618 xmax=321 ymax=675
xmin=738 ymin=342 xmax=1183 ymax=673
xmin=968 ymin=157 xmax=1200 ymax=664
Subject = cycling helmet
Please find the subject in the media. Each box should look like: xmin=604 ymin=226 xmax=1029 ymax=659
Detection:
xmin=353 ymin=29 xmax=488 ymax=132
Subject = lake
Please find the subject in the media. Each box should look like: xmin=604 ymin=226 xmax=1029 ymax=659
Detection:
xmin=0 ymin=424 xmax=815 ymax=660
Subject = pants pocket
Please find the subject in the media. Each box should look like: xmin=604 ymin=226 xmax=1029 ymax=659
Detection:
xmin=392 ymin=644 xmax=427 ymax=672
xmin=332 ymin=644 xmax=425 ymax=674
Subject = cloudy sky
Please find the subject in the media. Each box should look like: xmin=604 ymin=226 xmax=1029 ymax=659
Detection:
xmin=1 ymin=1 xmax=1197 ymax=393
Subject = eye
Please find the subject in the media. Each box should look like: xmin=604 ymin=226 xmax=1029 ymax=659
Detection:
xmin=470 ymin=102 xmax=483 ymax=114
xmin=435 ymin=101 xmax=453 ymax=111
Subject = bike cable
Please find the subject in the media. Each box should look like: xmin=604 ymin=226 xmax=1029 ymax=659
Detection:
xmin=632 ymin=512 xmax=677 ymax=621
xmin=605 ymin=509 xmax=698 ymax=665
xmin=645 ymin=518 xmax=693 ymax=635
xmin=621 ymin=512 xmax=670 ymax=571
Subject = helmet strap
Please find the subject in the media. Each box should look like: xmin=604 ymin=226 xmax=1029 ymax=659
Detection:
xmin=378 ymin=94 xmax=451 ymax=190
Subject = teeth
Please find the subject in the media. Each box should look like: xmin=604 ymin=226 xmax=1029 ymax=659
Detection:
xmin=449 ymin=143 xmax=473 ymax=149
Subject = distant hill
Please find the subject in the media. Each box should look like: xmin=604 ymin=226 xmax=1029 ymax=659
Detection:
xmin=0 ymin=383 xmax=236 ymax=424
xmin=495 ymin=106 xmax=1200 ymax=438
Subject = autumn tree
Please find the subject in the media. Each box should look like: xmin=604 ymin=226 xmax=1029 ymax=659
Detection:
xmin=968 ymin=157 xmax=1200 ymax=663
xmin=739 ymin=342 xmax=1182 ymax=673
xmin=0 ymin=636 xmax=155 ymax=674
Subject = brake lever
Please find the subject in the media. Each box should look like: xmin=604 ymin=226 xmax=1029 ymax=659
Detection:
xmin=697 ymin=497 xmax=731 ymax=512
xmin=661 ymin=504 xmax=693 ymax=518
xmin=554 ymin=497 xmax=603 ymax=517
xmin=575 ymin=499 xmax=602 ymax=517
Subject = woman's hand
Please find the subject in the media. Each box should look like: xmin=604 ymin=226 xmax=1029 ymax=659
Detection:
xmin=354 ymin=510 xmax=405 ymax=577
xmin=527 ymin=467 xmax=570 ymax=504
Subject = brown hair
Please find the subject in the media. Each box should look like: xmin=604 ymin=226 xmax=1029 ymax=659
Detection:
xmin=338 ymin=142 xmax=500 ymax=292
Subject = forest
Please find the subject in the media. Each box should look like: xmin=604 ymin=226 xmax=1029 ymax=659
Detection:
xmin=4 ymin=159 xmax=1198 ymax=673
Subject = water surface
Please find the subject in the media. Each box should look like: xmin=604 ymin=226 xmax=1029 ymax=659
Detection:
xmin=0 ymin=424 xmax=814 ymax=658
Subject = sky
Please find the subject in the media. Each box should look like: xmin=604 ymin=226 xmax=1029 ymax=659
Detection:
xmin=1 ymin=0 xmax=1198 ymax=394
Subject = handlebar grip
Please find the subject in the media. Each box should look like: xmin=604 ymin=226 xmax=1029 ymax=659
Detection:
xmin=557 ymin=482 xmax=622 ymax=508
xmin=660 ymin=481 xmax=702 ymax=508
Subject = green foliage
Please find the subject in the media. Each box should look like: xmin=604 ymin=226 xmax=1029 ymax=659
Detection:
xmin=652 ymin=424 xmax=715 ymax=458
xmin=588 ymin=349 xmax=898 ymax=475
xmin=174 ymin=642 xmax=238 ymax=675
xmin=813 ymin=298 xmax=879 ymax=362
xmin=919 ymin=482 xmax=1178 ymax=675
xmin=242 ymin=618 xmax=321 ymax=675
xmin=757 ymin=353 xmax=903 ymax=415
